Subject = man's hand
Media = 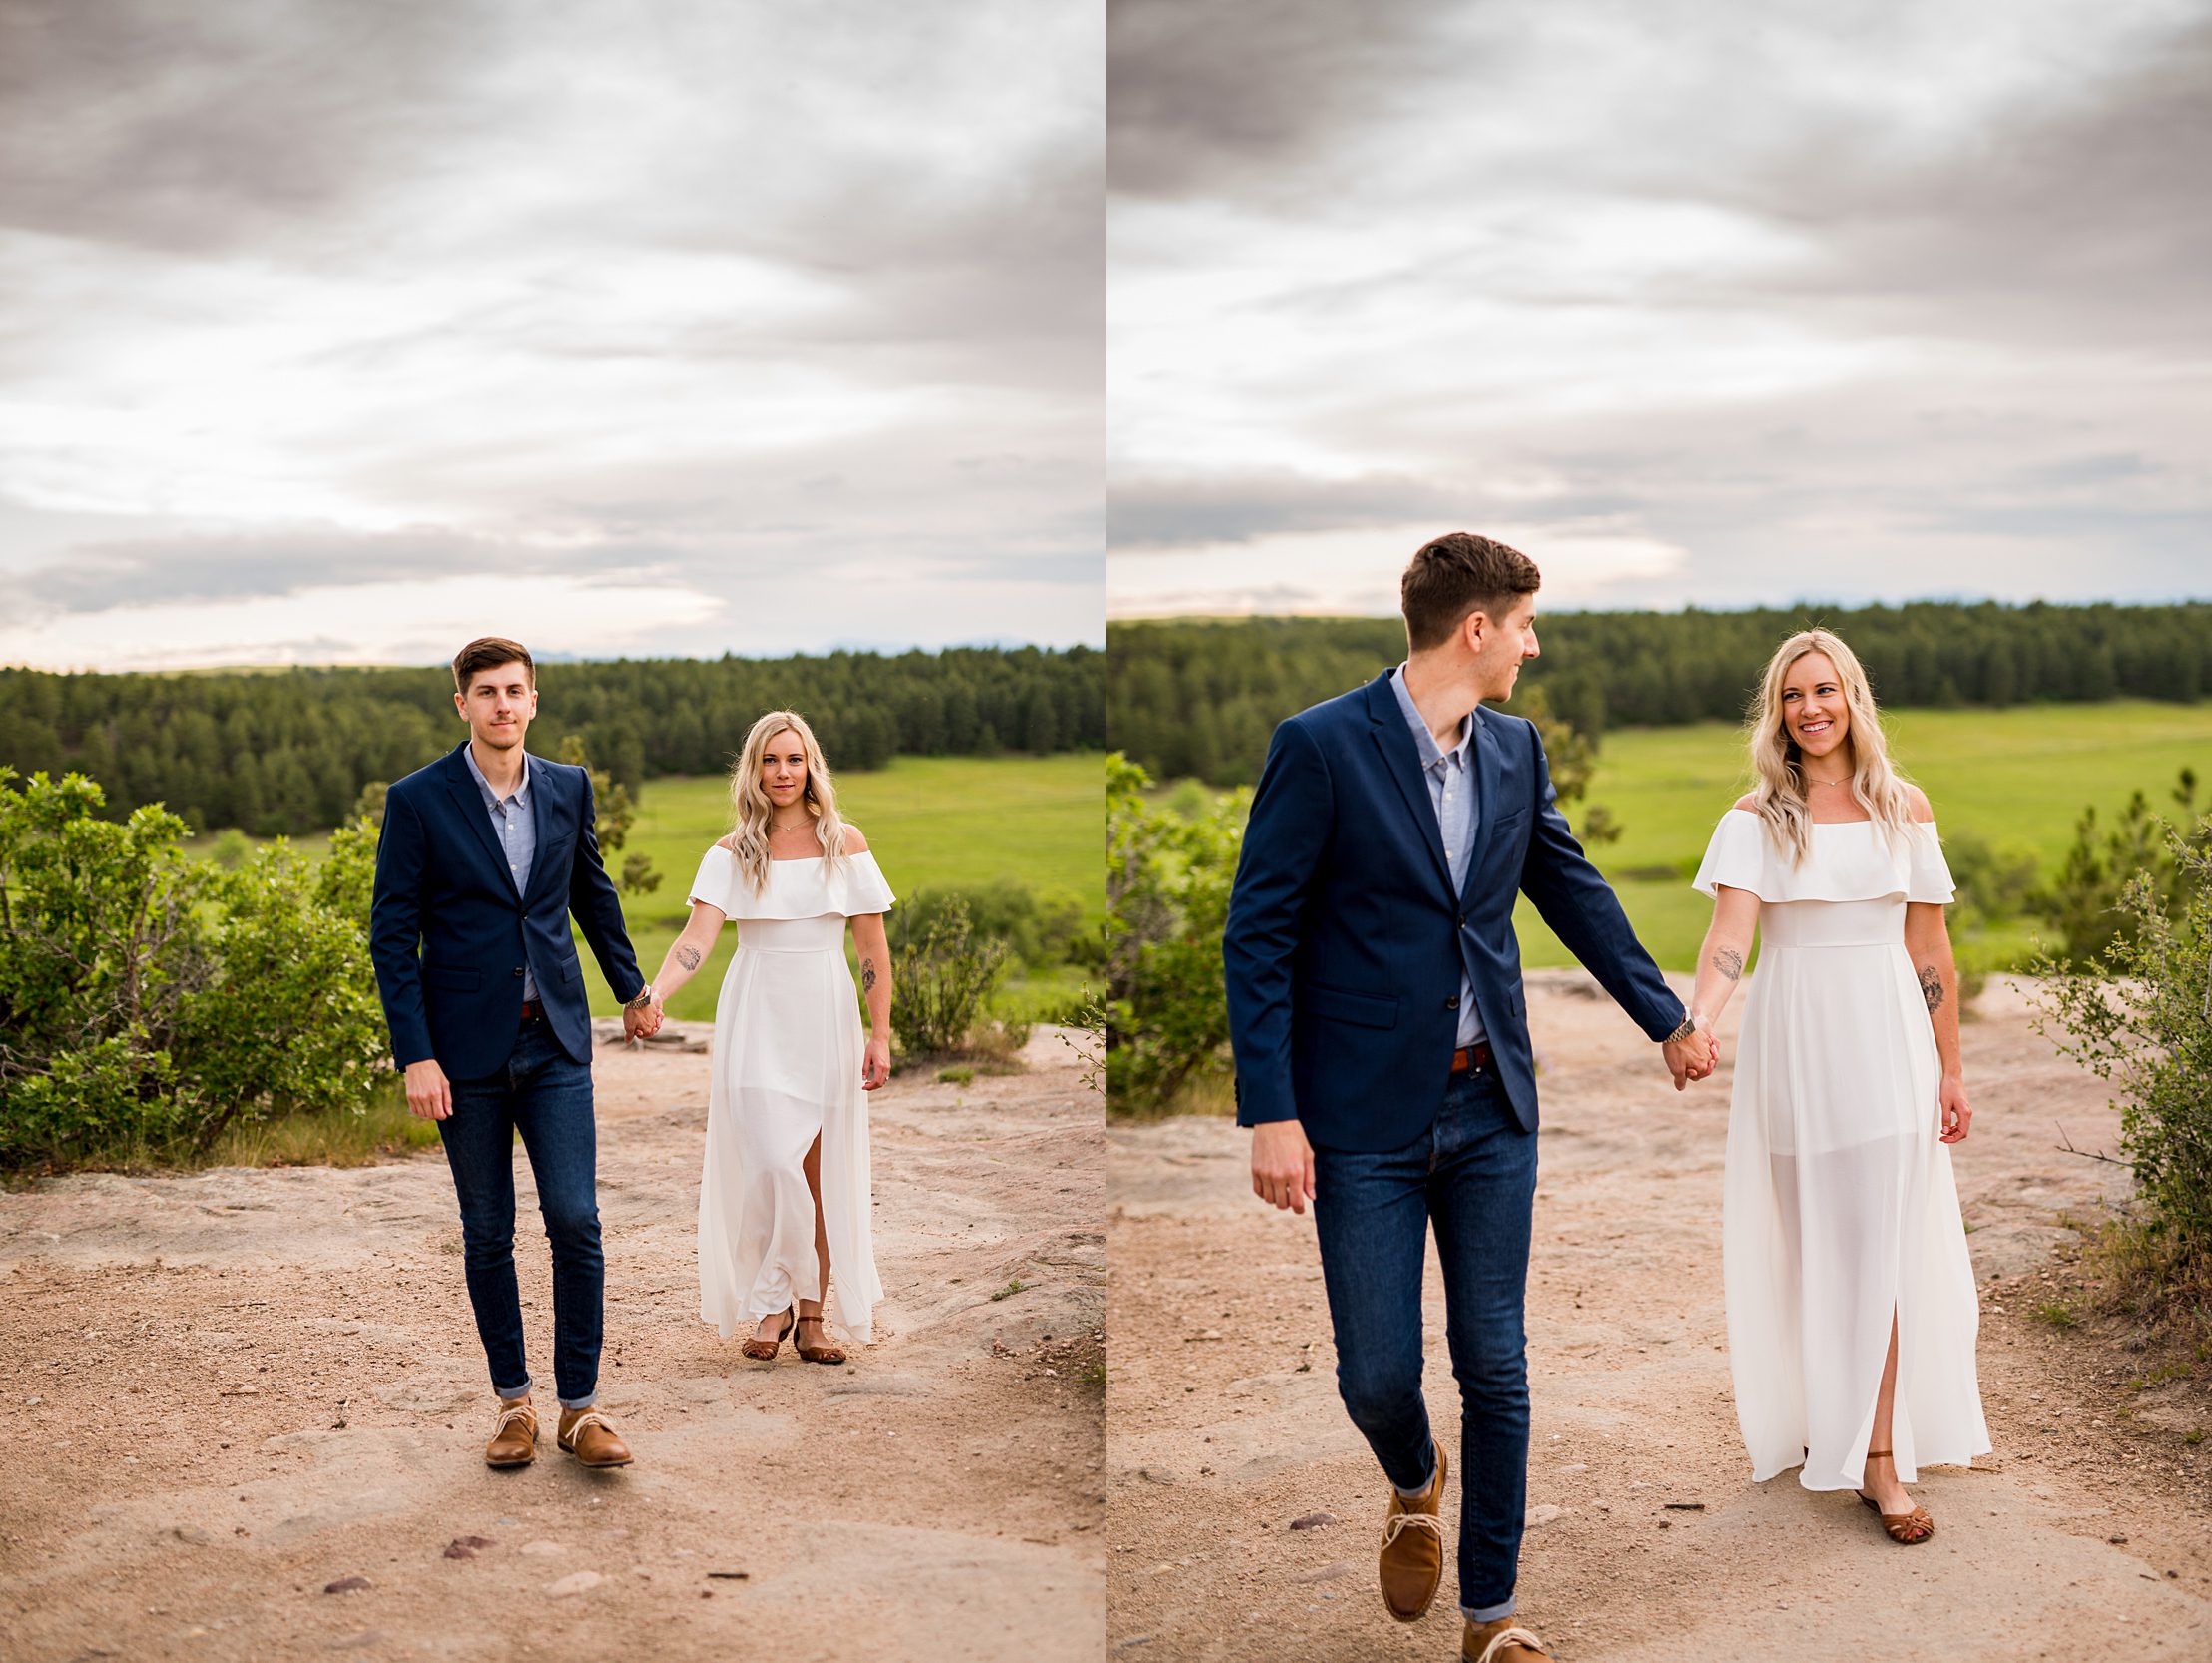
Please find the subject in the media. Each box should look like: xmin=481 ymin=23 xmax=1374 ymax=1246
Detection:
xmin=404 ymin=1057 xmax=452 ymax=1121
xmin=1251 ymin=1118 xmax=1317 ymax=1214
xmin=622 ymin=999 xmax=662 ymax=1042
xmin=1662 ymin=1026 xmax=1717 ymax=1091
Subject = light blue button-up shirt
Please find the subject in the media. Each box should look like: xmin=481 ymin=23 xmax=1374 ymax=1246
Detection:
xmin=462 ymin=745 xmax=539 ymax=1002
xmin=1389 ymin=665 xmax=1484 ymax=1048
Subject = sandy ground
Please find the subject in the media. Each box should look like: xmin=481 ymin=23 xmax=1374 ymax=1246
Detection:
xmin=0 ymin=1025 xmax=1104 ymax=1663
xmin=1107 ymin=973 xmax=2212 ymax=1662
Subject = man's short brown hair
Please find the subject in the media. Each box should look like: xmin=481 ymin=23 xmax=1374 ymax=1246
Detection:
xmin=451 ymin=637 xmax=535 ymax=693
xmin=1400 ymin=533 xmax=1541 ymax=652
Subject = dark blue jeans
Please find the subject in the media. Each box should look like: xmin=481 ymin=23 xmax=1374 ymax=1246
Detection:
xmin=438 ymin=1017 xmax=603 ymax=1409
xmin=1312 ymin=1064 xmax=1538 ymax=1622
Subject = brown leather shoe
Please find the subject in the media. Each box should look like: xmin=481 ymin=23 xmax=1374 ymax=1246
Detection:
xmin=1463 ymin=1616 xmax=1552 ymax=1662
xmin=556 ymin=1406 xmax=633 ymax=1468
xmin=485 ymin=1397 xmax=536 ymax=1468
xmin=1379 ymin=1442 xmax=1446 ymax=1622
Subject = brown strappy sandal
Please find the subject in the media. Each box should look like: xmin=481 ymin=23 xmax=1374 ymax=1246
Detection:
xmin=741 ymin=1307 xmax=795 ymax=1361
xmin=793 ymin=1308 xmax=846 ymax=1366
xmin=1857 ymin=1449 xmax=1934 ymax=1543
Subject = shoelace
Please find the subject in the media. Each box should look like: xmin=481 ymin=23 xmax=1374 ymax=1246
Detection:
xmin=562 ymin=1410 xmax=610 ymax=1441
xmin=1473 ymin=1625 xmax=1550 ymax=1663
xmin=492 ymin=1403 xmax=534 ymax=1435
xmin=1381 ymin=1510 xmax=1442 ymax=1548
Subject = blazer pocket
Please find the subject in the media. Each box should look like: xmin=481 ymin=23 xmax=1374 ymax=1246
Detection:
xmin=1303 ymin=982 xmax=1399 ymax=1030
xmin=1491 ymin=807 xmax=1529 ymax=835
xmin=561 ymin=956 xmax=582 ymax=983
xmin=424 ymin=964 xmax=479 ymax=991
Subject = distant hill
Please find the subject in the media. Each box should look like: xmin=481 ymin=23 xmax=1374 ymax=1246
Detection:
xmin=1107 ymin=600 xmax=2212 ymax=786
xmin=0 ymin=644 xmax=1101 ymax=835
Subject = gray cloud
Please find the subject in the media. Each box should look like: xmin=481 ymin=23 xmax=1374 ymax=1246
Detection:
xmin=1108 ymin=0 xmax=1447 ymax=199
xmin=0 ymin=0 xmax=1102 ymax=666
xmin=1109 ymin=0 xmax=2212 ymax=608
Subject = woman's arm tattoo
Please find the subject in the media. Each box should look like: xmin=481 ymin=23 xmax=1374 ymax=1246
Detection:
xmin=674 ymin=944 xmax=701 ymax=971
xmin=860 ymin=956 xmax=877 ymax=995
xmin=1919 ymin=963 xmax=1943 ymax=1012
xmin=1711 ymin=947 xmax=1743 ymax=982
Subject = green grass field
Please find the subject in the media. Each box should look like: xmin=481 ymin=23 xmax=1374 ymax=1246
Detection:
xmin=197 ymin=753 xmax=1103 ymax=1025
xmin=1514 ymin=701 xmax=2212 ymax=971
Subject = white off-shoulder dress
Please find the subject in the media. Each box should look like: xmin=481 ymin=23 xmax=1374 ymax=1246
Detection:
xmin=1693 ymin=810 xmax=1989 ymax=1490
xmin=687 ymin=846 xmax=895 ymax=1344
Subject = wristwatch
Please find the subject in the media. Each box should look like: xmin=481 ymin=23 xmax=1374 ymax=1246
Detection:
xmin=625 ymin=984 xmax=656 ymax=1011
xmin=1662 ymin=1011 xmax=1698 ymax=1045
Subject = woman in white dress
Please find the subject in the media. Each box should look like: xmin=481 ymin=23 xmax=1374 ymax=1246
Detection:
xmin=1685 ymin=628 xmax=1987 ymax=1543
xmin=640 ymin=709 xmax=894 ymax=1365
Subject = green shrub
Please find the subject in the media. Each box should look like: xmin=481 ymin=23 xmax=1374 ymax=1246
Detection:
xmin=1106 ymin=753 xmax=1241 ymax=1115
xmin=0 ymin=769 xmax=389 ymax=1170
xmin=2033 ymin=769 xmax=2205 ymax=964
xmin=2031 ymin=812 xmax=2212 ymax=1294
xmin=887 ymin=893 xmax=1012 ymax=1058
xmin=890 ymin=877 xmax=1094 ymax=971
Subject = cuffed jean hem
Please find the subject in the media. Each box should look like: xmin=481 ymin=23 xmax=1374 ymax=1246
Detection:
xmin=496 ymin=1376 xmax=532 ymax=1401
xmin=1464 ymin=1597 xmax=1517 ymax=1624
xmin=1390 ymin=1439 xmax=1439 ymax=1499
xmin=558 ymin=1390 xmax=598 ymax=1411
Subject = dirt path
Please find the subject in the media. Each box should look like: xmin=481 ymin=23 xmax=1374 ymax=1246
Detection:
xmin=0 ymin=1027 xmax=1104 ymax=1663
xmin=1107 ymin=974 xmax=2212 ymax=1661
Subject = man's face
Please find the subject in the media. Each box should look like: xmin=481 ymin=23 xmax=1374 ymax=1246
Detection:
xmin=1468 ymin=594 xmax=1540 ymax=701
xmin=454 ymin=662 xmax=537 ymax=751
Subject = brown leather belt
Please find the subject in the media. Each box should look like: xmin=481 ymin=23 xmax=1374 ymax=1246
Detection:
xmin=519 ymin=999 xmax=544 ymax=1023
xmin=1451 ymin=1041 xmax=1494 ymax=1075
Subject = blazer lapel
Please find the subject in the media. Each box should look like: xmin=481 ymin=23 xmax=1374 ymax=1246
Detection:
xmin=442 ymin=746 xmax=522 ymax=901
xmin=1459 ymin=711 xmax=1506 ymax=902
xmin=520 ymin=755 xmax=559 ymax=905
xmin=1364 ymin=675 xmax=1455 ymax=899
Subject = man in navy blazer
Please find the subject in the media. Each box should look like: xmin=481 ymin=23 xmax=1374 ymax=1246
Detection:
xmin=370 ymin=636 xmax=657 ymax=1472
xmin=1225 ymin=535 xmax=1714 ymax=1663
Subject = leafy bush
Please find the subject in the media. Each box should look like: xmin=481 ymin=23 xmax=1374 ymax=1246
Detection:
xmin=887 ymin=893 xmax=1013 ymax=1058
xmin=1106 ymin=753 xmax=1242 ymax=1115
xmin=2034 ymin=770 xmax=2205 ymax=964
xmin=890 ymin=877 xmax=1095 ymax=970
xmin=0 ymin=769 xmax=388 ymax=1170
xmin=2031 ymin=813 xmax=2212 ymax=1295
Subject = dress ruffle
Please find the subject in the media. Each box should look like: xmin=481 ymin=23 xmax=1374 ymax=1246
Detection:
xmin=1692 ymin=810 xmax=1953 ymax=905
xmin=687 ymin=844 xmax=897 ymax=920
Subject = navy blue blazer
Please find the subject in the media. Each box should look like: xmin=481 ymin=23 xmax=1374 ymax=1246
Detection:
xmin=369 ymin=743 xmax=645 ymax=1079
xmin=1224 ymin=672 xmax=1685 ymax=1152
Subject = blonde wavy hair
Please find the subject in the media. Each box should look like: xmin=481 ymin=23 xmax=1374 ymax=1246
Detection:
xmin=1745 ymin=628 xmax=1916 ymax=863
xmin=725 ymin=710 xmax=849 ymax=893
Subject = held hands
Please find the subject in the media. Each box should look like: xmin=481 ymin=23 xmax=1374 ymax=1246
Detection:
xmin=861 ymin=1034 xmax=891 ymax=1091
xmin=1251 ymin=1118 xmax=1317 ymax=1215
xmin=622 ymin=989 xmax=664 ymax=1043
xmin=403 ymin=1057 xmax=452 ymax=1121
xmin=1662 ymin=1022 xmax=1719 ymax=1091
xmin=1938 ymin=1073 xmax=1972 ymax=1143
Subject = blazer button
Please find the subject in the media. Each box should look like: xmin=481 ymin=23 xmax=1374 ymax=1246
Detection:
xmin=1445 ymin=995 xmax=1460 ymax=1009
xmin=1457 ymin=911 xmax=1467 ymax=926
xmin=513 ymin=967 xmax=525 ymax=978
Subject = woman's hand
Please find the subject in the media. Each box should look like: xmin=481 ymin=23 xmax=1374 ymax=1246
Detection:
xmin=861 ymin=1033 xmax=891 ymax=1090
xmin=1938 ymin=1073 xmax=1972 ymax=1144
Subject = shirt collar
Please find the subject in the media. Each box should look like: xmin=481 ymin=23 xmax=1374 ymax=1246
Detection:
xmin=462 ymin=743 xmax=530 ymax=807
xmin=1390 ymin=663 xmax=1473 ymax=771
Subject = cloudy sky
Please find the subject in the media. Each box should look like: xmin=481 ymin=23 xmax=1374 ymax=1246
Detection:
xmin=0 ymin=0 xmax=1100 ymax=670
xmin=1108 ymin=0 xmax=2212 ymax=617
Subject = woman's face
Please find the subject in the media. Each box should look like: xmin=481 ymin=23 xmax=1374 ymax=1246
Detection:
xmin=1780 ymin=651 xmax=1852 ymax=765
xmin=760 ymin=729 xmax=809 ymax=814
